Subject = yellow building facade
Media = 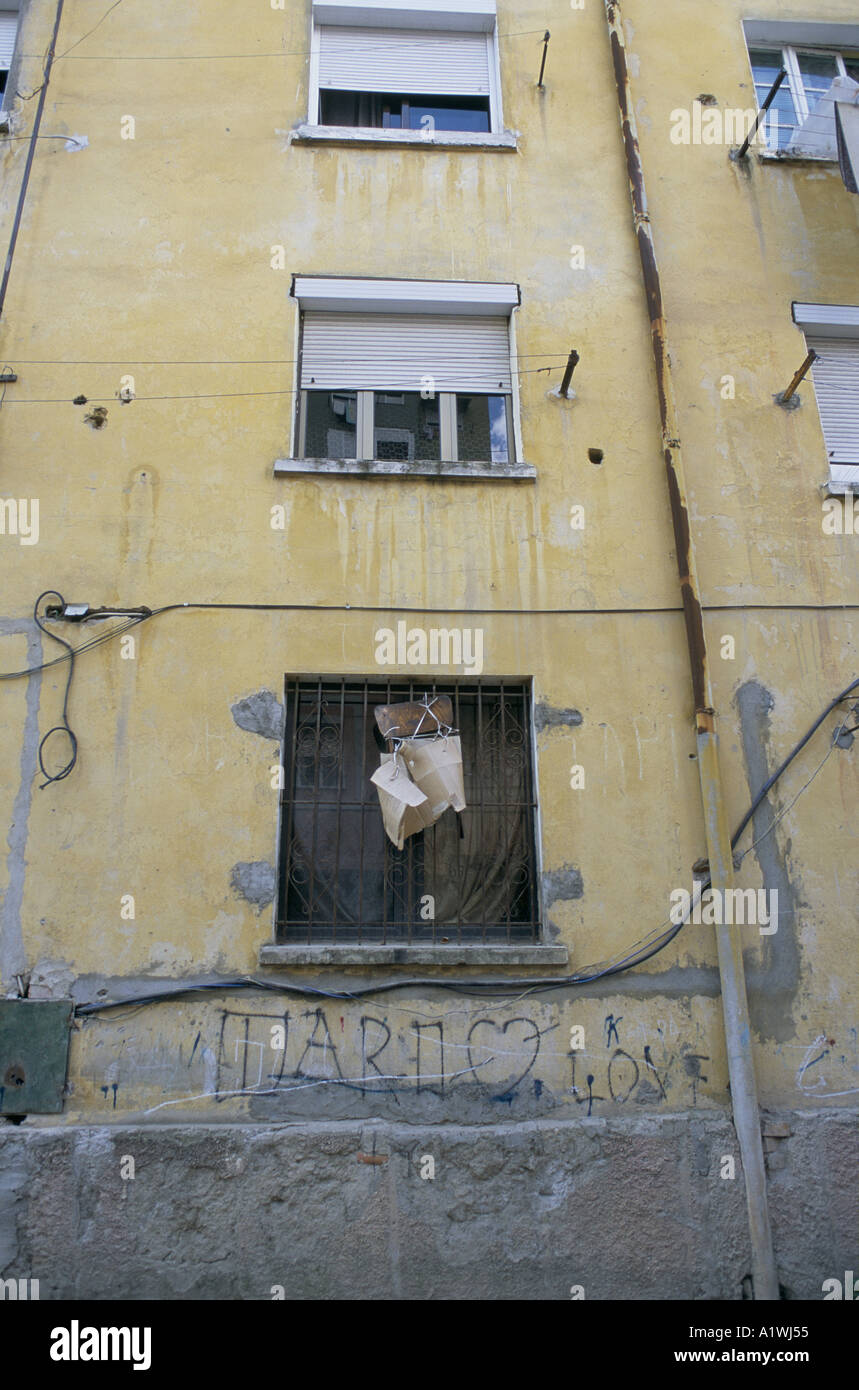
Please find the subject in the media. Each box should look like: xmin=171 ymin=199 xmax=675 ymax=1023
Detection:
xmin=0 ymin=0 xmax=857 ymax=1300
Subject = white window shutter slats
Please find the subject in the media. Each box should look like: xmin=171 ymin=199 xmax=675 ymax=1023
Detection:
xmin=317 ymin=26 xmax=490 ymax=95
xmin=301 ymin=313 xmax=512 ymax=392
xmin=0 ymin=12 xmax=19 ymax=68
xmin=807 ymin=336 xmax=859 ymax=482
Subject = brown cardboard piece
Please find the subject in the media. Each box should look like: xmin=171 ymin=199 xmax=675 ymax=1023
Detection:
xmin=400 ymin=736 xmax=466 ymax=818
xmin=371 ymin=752 xmax=435 ymax=850
xmin=371 ymin=738 xmax=466 ymax=848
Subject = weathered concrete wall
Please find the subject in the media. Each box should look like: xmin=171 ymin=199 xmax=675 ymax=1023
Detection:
xmin=1 ymin=1112 xmax=855 ymax=1300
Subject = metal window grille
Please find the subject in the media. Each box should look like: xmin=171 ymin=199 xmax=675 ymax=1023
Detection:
xmin=276 ymin=676 xmax=540 ymax=944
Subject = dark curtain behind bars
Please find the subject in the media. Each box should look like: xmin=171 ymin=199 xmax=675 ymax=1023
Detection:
xmin=278 ymin=681 xmax=538 ymax=942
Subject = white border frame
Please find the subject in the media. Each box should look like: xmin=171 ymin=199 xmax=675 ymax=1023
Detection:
xmin=793 ymin=301 xmax=859 ymax=335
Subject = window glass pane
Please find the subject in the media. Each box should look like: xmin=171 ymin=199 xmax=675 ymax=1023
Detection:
xmin=319 ymin=90 xmax=356 ymax=125
xmin=844 ymin=55 xmax=859 ymax=85
xmin=304 ymin=390 xmax=357 ymax=459
xmin=408 ymin=97 xmax=490 ymax=133
xmin=318 ymin=90 xmax=490 ymax=132
xmin=373 ymin=392 xmax=441 ymax=462
xmin=319 ymin=91 xmax=385 ymax=126
xmin=797 ymin=51 xmax=839 ymax=120
xmin=456 ymin=394 xmax=511 ymax=463
xmin=749 ymin=48 xmax=797 ymax=148
xmin=797 ymin=52 xmax=839 ymax=85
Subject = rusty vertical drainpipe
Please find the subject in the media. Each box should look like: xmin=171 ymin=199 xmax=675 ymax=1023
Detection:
xmin=604 ymin=1 xmax=779 ymax=1299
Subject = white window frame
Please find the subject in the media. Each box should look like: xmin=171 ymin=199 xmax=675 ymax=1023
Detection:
xmin=753 ymin=45 xmax=855 ymax=121
xmin=744 ymin=24 xmax=859 ymax=157
xmin=304 ymin=0 xmax=506 ymax=143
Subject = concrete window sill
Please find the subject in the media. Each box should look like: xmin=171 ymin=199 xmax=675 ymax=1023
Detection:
xmin=274 ymin=457 xmax=536 ymax=481
xmin=822 ymin=479 xmax=859 ymax=496
xmin=292 ymin=124 xmax=518 ymax=152
xmin=755 ymin=149 xmax=838 ymax=165
xmin=259 ymin=944 xmax=569 ymax=967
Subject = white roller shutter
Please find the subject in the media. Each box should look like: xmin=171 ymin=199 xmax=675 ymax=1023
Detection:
xmin=300 ymin=312 xmax=512 ymax=392
xmin=318 ymin=25 xmax=491 ymax=95
xmin=0 ymin=12 xmax=19 ymax=68
xmin=808 ymin=336 xmax=859 ymax=484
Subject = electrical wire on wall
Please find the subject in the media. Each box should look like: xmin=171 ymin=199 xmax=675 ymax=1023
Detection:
xmin=4 ymin=592 xmax=858 ymax=801
xmin=31 ymin=590 xmax=78 ymax=786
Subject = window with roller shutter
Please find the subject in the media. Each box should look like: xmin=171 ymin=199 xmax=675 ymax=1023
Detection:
xmin=793 ymin=302 xmax=859 ymax=490
xmin=0 ymin=7 xmax=20 ymax=108
xmin=279 ymin=275 xmax=532 ymax=478
xmin=307 ymin=0 xmax=503 ymax=136
xmin=807 ymin=339 xmax=859 ymax=489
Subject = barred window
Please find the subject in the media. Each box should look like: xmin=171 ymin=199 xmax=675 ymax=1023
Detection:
xmin=276 ymin=677 xmax=540 ymax=944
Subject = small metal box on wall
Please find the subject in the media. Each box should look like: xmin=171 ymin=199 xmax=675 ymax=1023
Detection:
xmin=0 ymin=999 xmax=74 ymax=1114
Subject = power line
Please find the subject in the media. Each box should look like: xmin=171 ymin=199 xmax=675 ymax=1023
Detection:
xmin=6 ymin=589 xmax=858 ymax=785
xmin=0 ymin=367 xmax=575 ymax=404
xmin=0 ymin=135 xmax=87 ymax=143
xmin=18 ymin=0 xmax=129 ymax=103
xmin=3 ymin=389 xmax=299 ymax=404
xmin=735 ymin=732 xmax=842 ymax=868
xmin=32 ymin=590 xmax=79 ymax=786
xmin=18 ymin=30 xmax=550 ymax=65
xmin=7 ymin=353 xmax=574 ymax=365
xmin=54 ymin=0 xmax=129 ymax=64
xmin=5 ymin=596 xmax=859 ymax=688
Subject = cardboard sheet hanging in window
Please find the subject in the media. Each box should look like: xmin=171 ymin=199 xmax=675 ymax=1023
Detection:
xmin=371 ymin=696 xmax=466 ymax=847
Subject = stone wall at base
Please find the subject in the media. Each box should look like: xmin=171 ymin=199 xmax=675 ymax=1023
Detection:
xmin=1 ymin=1110 xmax=854 ymax=1300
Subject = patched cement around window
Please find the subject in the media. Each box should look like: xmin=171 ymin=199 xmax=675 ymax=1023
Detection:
xmin=231 ymin=690 xmax=284 ymax=741
xmin=231 ymin=862 xmax=276 ymax=914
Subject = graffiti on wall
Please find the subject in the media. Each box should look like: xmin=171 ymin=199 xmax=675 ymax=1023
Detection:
xmin=208 ymin=1005 xmax=714 ymax=1110
xmin=73 ymin=1001 xmax=722 ymax=1116
xmin=75 ymin=1000 xmax=859 ymax=1119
